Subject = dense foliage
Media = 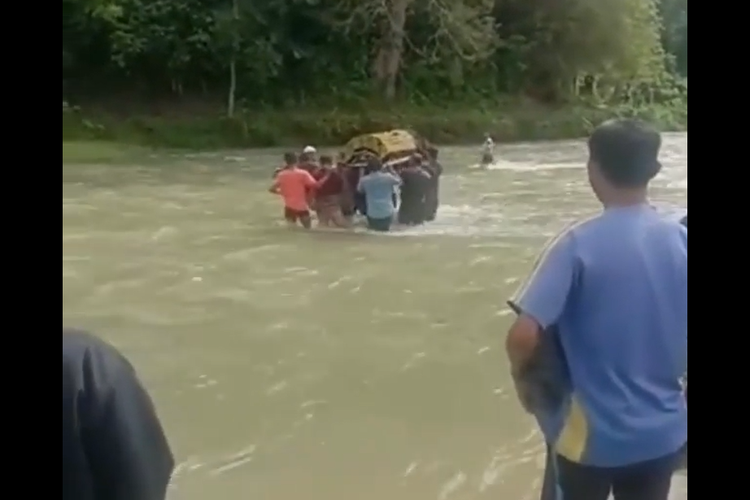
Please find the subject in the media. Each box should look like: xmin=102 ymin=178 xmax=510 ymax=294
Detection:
xmin=63 ymin=0 xmax=687 ymax=116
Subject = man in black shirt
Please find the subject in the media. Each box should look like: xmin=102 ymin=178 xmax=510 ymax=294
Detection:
xmin=63 ymin=329 xmax=174 ymax=500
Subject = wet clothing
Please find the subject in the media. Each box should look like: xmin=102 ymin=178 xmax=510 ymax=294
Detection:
xmin=284 ymin=207 xmax=311 ymax=222
xmin=366 ymin=215 xmax=393 ymax=232
xmin=423 ymin=160 xmax=442 ymax=221
xmin=554 ymin=450 xmax=684 ymax=500
xmin=354 ymin=193 xmax=367 ymax=216
xmin=312 ymin=169 xmax=344 ymax=222
xmin=398 ymin=166 xmax=431 ymax=225
xmin=275 ymin=167 xmax=317 ymax=212
xmin=313 ymin=170 xmax=344 ymax=197
xmin=481 ymin=138 xmax=495 ymax=165
xmin=514 ymin=205 xmax=687 ymax=468
xmin=345 ymin=168 xmax=366 ymax=215
xmin=482 ymin=138 xmax=494 ymax=156
xmin=63 ymin=329 xmax=174 ymax=500
xmin=357 ymin=171 xmax=401 ymax=220
xmin=298 ymin=161 xmax=317 ymax=174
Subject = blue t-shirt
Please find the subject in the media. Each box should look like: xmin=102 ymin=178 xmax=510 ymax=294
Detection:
xmin=514 ymin=205 xmax=688 ymax=467
xmin=357 ymin=171 xmax=401 ymax=219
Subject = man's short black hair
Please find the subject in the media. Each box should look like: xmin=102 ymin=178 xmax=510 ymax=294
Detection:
xmin=365 ymin=158 xmax=383 ymax=173
xmin=588 ymin=119 xmax=662 ymax=188
xmin=283 ymin=152 xmax=297 ymax=164
xmin=319 ymin=154 xmax=333 ymax=165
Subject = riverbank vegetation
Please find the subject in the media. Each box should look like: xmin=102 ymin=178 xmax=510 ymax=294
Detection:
xmin=63 ymin=0 xmax=687 ymax=150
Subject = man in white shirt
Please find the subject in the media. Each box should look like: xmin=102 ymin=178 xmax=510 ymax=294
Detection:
xmin=302 ymin=145 xmax=317 ymax=162
xmin=481 ymin=134 xmax=494 ymax=165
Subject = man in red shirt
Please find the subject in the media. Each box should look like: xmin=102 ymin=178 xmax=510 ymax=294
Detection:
xmin=270 ymin=152 xmax=331 ymax=229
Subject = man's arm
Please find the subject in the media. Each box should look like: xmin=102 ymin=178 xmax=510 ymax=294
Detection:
xmin=302 ymin=171 xmax=320 ymax=190
xmin=506 ymin=233 xmax=576 ymax=378
xmin=268 ymin=180 xmax=280 ymax=194
xmin=357 ymin=176 xmax=366 ymax=193
xmin=313 ymin=171 xmax=333 ymax=188
xmin=83 ymin=346 xmax=174 ymax=500
xmin=388 ymin=173 xmax=403 ymax=186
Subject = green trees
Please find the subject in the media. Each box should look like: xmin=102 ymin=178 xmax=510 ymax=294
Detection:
xmin=62 ymin=0 xmax=687 ymax=111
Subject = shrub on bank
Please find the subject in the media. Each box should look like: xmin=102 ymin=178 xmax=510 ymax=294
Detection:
xmin=63 ymin=98 xmax=687 ymax=151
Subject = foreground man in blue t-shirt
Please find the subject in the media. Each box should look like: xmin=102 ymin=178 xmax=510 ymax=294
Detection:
xmin=505 ymin=119 xmax=687 ymax=500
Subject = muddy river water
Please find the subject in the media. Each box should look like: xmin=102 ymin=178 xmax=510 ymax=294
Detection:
xmin=63 ymin=134 xmax=688 ymax=500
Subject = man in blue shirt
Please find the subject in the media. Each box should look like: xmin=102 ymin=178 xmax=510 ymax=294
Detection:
xmin=505 ymin=119 xmax=687 ymax=500
xmin=357 ymin=159 xmax=402 ymax=232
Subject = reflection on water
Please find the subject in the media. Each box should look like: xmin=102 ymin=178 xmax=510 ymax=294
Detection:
xmin=63 ymin=134 xmax=687 ymax=500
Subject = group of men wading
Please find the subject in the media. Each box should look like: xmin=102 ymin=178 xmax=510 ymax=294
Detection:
xmin=270 ymin=145 xmax=442 ymax=232
xmin=63 ymin=119 xmax=686 ymax=500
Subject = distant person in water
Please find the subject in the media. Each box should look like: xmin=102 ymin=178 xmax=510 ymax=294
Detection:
xmin=424 ymin=146 xmax=443 ymax=221
xmin=398 ymin=156 xmax=431 ymax=225
xmin=506 ymin=119 xmax=686 ymax=500
xmin=357 ymin=158 xmax=401 ymax=232
xmin=481 ymin=133 xmax=494 ymax=166
xmin=63 ymin=329 xmax=174 ymax=500
xmin=270 ymin=152 xmax=331 ymax=229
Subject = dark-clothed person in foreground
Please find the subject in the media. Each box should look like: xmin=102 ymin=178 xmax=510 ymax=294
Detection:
xmin=397 ymin=156 xmax=432 ymax=225
xmin=63 ymin=329 xmax=174 ymax=500
xmin=423 ymin=146 xmax=442 ymax=220
xmin=506 ymin=119 xmax=687 ymax=500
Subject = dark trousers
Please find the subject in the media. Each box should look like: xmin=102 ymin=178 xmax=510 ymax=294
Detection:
xmin=397 ymin=197 xmax=425 ymax=225
xmin=424 ymin=181 xmax=439 ymax=221
xmin=354 ymin=193 xmax=367 ymax=216
xmin=553 ymin=449 xmax=683 ymax=500
xmin=366 ymin=216 xmax=392 ymax=232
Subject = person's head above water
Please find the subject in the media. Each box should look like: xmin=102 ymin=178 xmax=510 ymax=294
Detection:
xmin=366 ymin=158 xmax=383 ymax=173
xmin=319 ymin=154 xmax=333 ymax=168
xmin=587 ymin=119 xmax=662 ymax=206
xmin=283 ymin=152 xmax=297 ymax=167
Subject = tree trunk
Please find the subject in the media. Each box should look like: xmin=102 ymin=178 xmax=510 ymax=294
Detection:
xmin=372 ymin=0 xmax=410 ymax=100
xmin=227 ymin=0 xmax=240 ymax=118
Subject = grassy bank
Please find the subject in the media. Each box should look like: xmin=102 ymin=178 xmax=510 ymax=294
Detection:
xmin=63 ymin=98 xmax=687 ymax=158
